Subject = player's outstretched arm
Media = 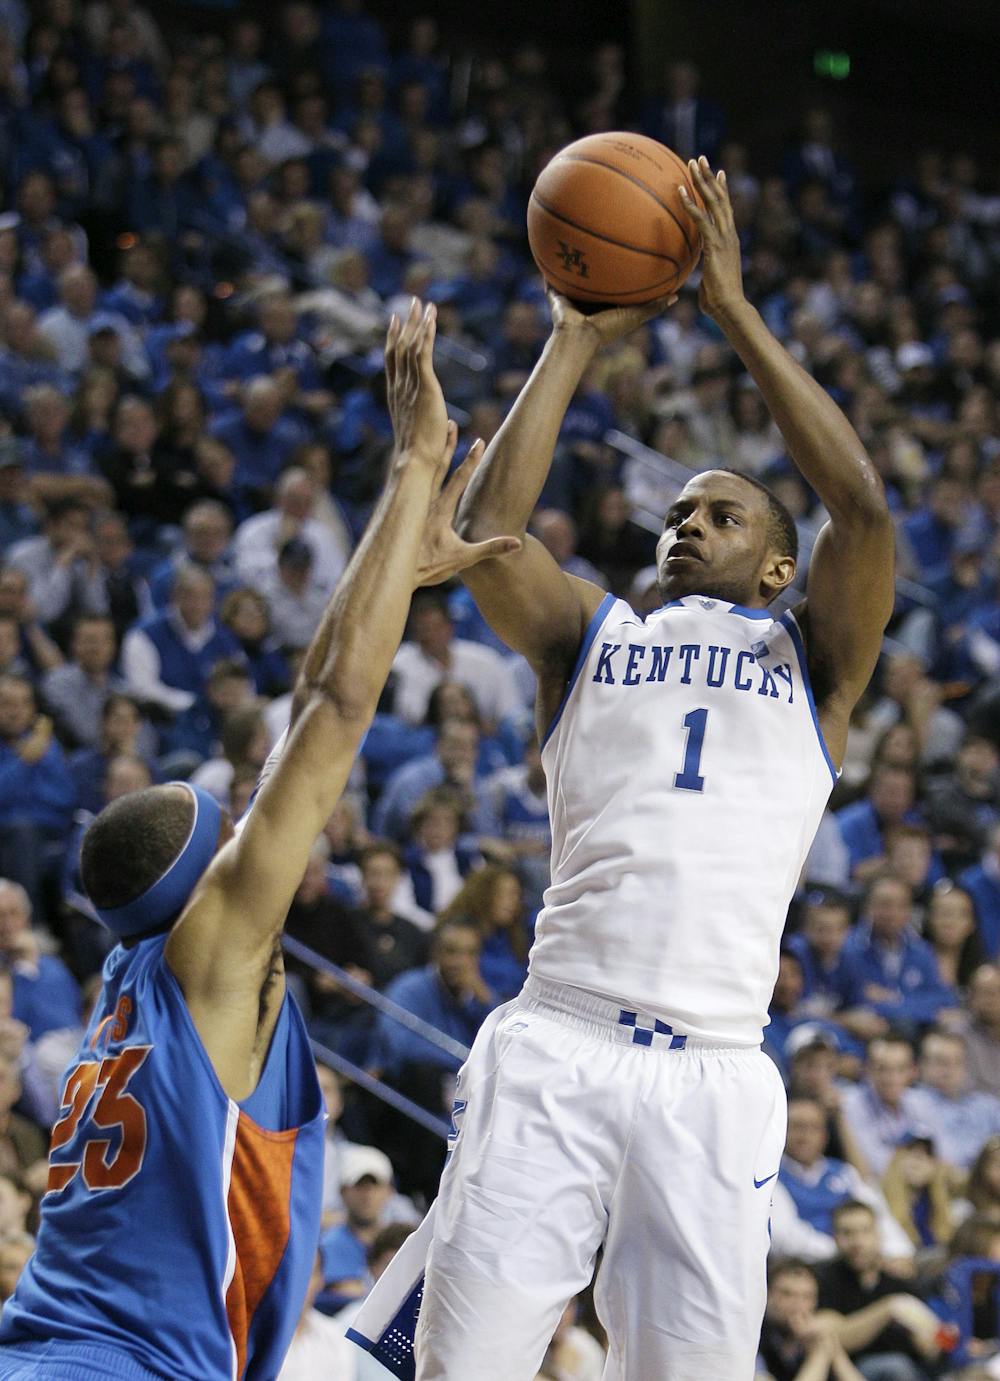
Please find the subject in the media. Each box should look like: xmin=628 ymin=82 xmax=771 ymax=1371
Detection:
xmin=166 ymin=304 xmax=519 ymax=1054
xmin=455 ymin=292 xmax=672 ymax=684
xmin=682 ymin=157 xmax=894 ymax=762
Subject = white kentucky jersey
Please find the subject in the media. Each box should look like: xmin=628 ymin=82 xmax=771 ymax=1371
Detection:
xmin=531 ymin=592 xmax=838 ymax=1045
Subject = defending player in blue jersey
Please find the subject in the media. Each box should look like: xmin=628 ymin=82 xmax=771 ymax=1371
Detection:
xmin=0 ymin=302 xmax=518 ymax=1381
xmin=350 ymin=162 xmax=897 ymax=1380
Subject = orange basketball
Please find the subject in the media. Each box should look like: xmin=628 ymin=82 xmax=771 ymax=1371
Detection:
xmin=527 ymin=132 xmax=703 ymax=305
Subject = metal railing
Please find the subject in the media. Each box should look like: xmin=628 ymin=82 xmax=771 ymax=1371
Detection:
xmin=282 ymin=934 xmax=467 ymax=1141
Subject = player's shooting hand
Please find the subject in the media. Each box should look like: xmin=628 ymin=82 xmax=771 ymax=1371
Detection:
xmin=385 ymin=297 xmax=450 ymax=473
xmin=415 ymin=439 xmax=521 ymax=586
xmin=679 ymin=156 xmax=746 ymax=321
xmin=547 ymin=287 xmax=677 ymax=349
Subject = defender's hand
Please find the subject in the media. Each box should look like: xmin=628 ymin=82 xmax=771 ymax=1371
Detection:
xmin=679 ymin=156 xmax=746 ymax=320
xmin=415 ymin=441 xmax=521 ymax=586
xmin=385 ymin=298 xmax=450 ymax=473
xmin=547 ymin=288 xmax=676 ymax=350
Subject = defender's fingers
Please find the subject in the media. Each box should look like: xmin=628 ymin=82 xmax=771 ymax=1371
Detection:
xmin=384 ymin=313 xmax=399 ymax=389
xmin=462 ymin=535 xmax=523 ymax=566
xmin=439 ymin=417 xmax=458 ymax=469
xmin=719 ymin=173 xmax=738 ymax=230
xmin=399 ymin=297 xmax=421 ymax=392
xmin=397 ymin=296 xmax=421 ymax=371
xmin=688 ymin=157 xmax=720 ymax=211
xmin=417 ymin=303 xmax=438 ymax=377
xmin=441 ymin=438 xmax=485 ymax=510
xmin=678 ymin=183 xmax=710 ymax=228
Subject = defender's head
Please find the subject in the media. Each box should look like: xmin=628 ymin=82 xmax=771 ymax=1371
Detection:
xmin=81 ymin=782 xmax=233 ymax=942
xmin=656 ymin=470 xmax=797 ymax=607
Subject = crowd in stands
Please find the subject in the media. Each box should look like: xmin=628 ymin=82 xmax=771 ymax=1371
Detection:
xmin=0 ymin=0 xmax=999 ymax=1375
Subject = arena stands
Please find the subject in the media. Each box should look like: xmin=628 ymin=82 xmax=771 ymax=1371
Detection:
xmin=1 ymin=2 xmax=1000 ymax=1375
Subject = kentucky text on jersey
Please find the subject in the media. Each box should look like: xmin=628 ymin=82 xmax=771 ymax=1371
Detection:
xmin=591 ymin=636 xmax=795 ymax=703
xmin=532 ymin=594 xmax=837 ymax=1047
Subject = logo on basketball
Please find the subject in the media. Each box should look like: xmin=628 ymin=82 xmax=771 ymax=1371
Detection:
xmin=556 ymin=241 xmax=589 ymax=278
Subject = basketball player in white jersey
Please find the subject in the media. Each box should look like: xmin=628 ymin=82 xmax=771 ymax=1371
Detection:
xmin=348 ymin=160 xmax=895 ymax=1380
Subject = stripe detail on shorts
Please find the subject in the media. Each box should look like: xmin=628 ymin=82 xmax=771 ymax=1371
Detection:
xmin=345 ymin=1274 xmax=423 ymax=1380
xmin=521 ymin=975 xmax=760 ymax=1054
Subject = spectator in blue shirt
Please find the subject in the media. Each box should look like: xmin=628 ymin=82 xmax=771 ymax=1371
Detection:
xmin=924 ymin=734 xmax=1000 ymax=875
xmin=120 ymin=564 xmax=240 ymax=715
xmin=363 ymin=204 xmax=414 ymax=300
xmin=371 ymin=718 xmax=498 ymax=842
xmin=785 ymin=888 xmax=856 ymax=1021
xmin=67 ymin=692 xmax=157 ymax=814
xmin=909 ymin=1028 xmax=1000 ymax=1171
xmin=209 ymin=375 xmax=306 ymax=504
xmin=0 ymin=445 xmax=38 ymax=551
xmin=371 ymin=918 xmax=496 ymax=1199
xmin=779 ymin=1095 xmax=913 ymax=1260
xmin=0 ymin=674 xmax=77 ymax=909
xmin=98 ymin=239 xmax=164 ymax=328
xmin=841 ymin=873 xmax=956 ymax=1036
xmin=836 ymin=764 xmax=921 ymax=882
xmin=156 ymin=656 xmax=254 ymax=766
xmin=124 ymin=136 xmax=200 ymax=238
xmin=0 ymin=303 xmax=70 ymax=421
xmin=0 ymin=879 xmax=81 ymax=1040
xmin=147 ymin=499 xmax=236 ymax=611
xmin=439 ymin=865 xmax=530 ymax=1002
xmin=765 ymin=948 xmax=810 ymax=1077
xmin=20 ymin=384 xmax=93 ymax=481
xmin=960 ymin=823 xmax=1000 ymax=960
xmin=371 ymin=919 xmax=495 ymax=1082
xmin=902 ymin=474 xmax=980 ymax=587
xmin=840 ymin=1034 xmax=939 ymax=1180
xmin=221 ymin=292 xmax=330 ymax=420
xmin=402 ymin=788 xmax=480 ymax=916
xmin=317 ymin=1145 xmax=396 ymax=1316
xmin=321 ymin=0 xmax=388 ymax=88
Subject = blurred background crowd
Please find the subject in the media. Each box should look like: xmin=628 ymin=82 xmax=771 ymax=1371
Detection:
xmin=0 ymin=0 xmax=998 ymax=1376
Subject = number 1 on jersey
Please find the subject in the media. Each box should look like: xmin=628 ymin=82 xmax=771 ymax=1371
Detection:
xmin=674 ymin=708 xmax=708 ymax=792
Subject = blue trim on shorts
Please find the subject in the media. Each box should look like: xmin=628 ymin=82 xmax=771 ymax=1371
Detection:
xmin=541 ymin=592 xmax=616 ymax=750
xmin=345 ymin=1273 xmax=424 ymax=1380
xmin=778 ymin=609 xmax=839 ymax=784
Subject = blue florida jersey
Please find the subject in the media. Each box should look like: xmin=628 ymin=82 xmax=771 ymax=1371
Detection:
xmin=0 ymin=935 xmax=324 ymax=1380
xmin=531 ymin=594 xmax=838 ymax=1045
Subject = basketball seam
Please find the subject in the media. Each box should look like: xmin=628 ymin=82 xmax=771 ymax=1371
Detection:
xmin=530 ymin=190 xmax=682 ymax=266
xmin=553 ymin=153 xmax=698 ymax=256
xmin=541 ymin=261 xmax=682 ymax=299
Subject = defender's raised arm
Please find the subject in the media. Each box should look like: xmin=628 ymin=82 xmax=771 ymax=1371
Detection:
xmin=167 ymin=301 xmax=518 ymax=1094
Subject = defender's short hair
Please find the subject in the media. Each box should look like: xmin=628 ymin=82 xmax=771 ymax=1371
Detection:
xmin=81 ymin=785 xmax=195 ymax=913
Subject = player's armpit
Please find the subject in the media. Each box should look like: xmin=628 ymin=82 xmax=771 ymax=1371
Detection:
xmin=459 ymin=532 xmax=604 ymax=682
xmin=798 ymin=510 xmax=895 ymax=763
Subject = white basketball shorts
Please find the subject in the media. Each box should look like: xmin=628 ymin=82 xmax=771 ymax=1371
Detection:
xmin=349 ymin=975 xmax=787 ymax=1381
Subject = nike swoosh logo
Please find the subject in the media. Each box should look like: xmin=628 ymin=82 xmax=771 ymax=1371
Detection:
xmin=754 ymin=1172 xmax=778 ymax=1189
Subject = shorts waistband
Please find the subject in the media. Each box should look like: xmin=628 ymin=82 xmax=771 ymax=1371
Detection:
xmin=520 ymin=975 xmax=761 ymax=1055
